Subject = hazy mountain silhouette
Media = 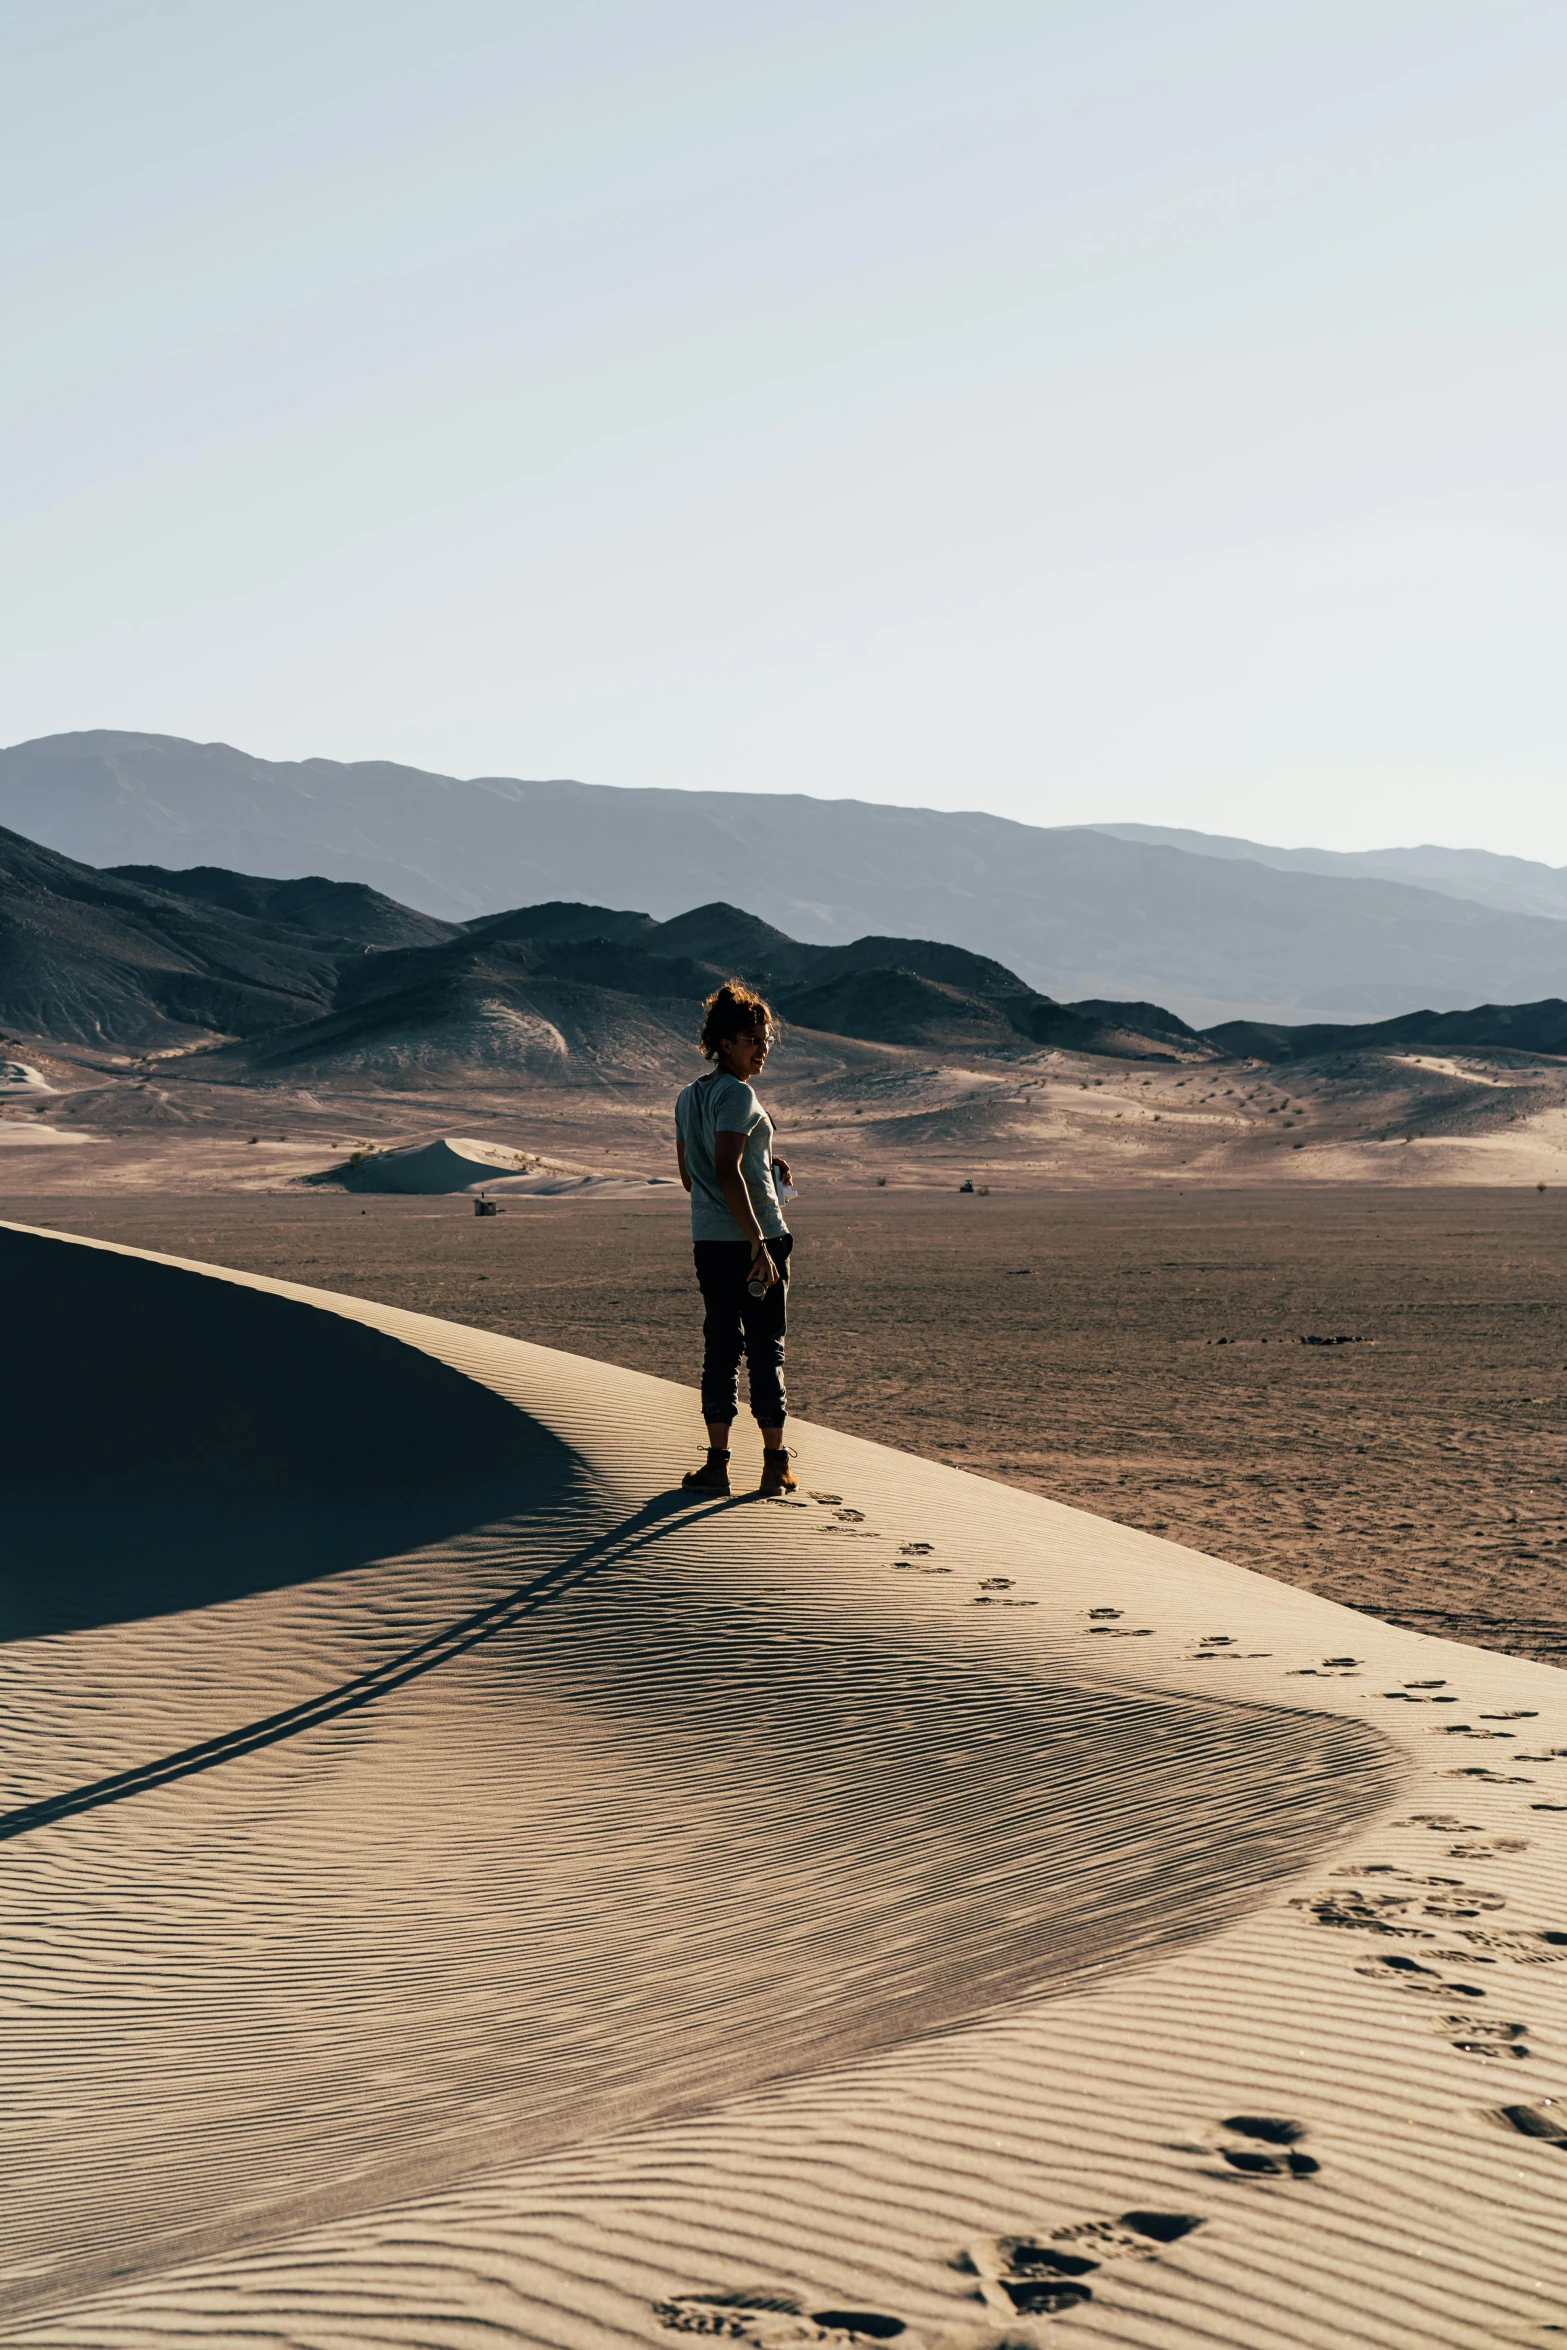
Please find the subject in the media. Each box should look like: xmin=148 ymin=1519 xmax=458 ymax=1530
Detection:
xmin=1095 ymin=824 xmax=1567 ymax=924
xmin=7 ymin=731 xmax=1567 ymax=1023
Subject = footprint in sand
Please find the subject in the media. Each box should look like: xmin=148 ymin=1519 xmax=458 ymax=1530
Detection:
xmin=1490 ymin=2102 xmax=1567 ymax=2150
xmin=1332 ymin=1867 xmax=1509 ymax=1918
xmin=1085 ymin=1609 xmax=1156 ymax=1638
xmin=1299 ymin=1889 xmax=1431 ymax=1937
xmin=1164 ymin=2116 xmax=1321 ymax=2179
xmin=1296 ymin=1870 xmax=1508 ymax=1937
xmin=1451 ymin=1928 xmax=1567 ymax=1966
xmin=808 ymin=1494 xmax=843 ymax=1506
xmin=833 ymin=1509 xmax=866 ymax=1523
xmin=655 ymin=2291 xmax=801 ymax=2339
xmin=1355 ymin=1952 xmax=1489 ymax=2000
xmin=1288 ymin=1657 xmax=1362 ymax=1676
xmin=1444 ymin=2016 xmax=1531 ymax=2061
xmin=656 ymin=2293 xmax=906 ymax=2344
xmin=900 ymin=1542 xmax=935 ymax=1556
xmin=1213 ymin=2116 xmax=1321 ymax=2178
xmin=956 ymin=2212 xmax=1203 ymax=2319
xmin=1444 ymin=1767 xmax=1537 ymax=1785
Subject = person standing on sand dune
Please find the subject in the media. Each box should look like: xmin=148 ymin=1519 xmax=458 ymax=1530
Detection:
xmin=674 ymin=981 xmax=796 ymax=1497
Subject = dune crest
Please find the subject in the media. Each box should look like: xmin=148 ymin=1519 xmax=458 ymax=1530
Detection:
xmin=3 ymin=1223 xmax=1566 ymax=2348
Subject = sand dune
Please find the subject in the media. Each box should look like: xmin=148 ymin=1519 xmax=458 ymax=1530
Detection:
xmin=4 ymin=1223 xmax=1567 ymax=2347
xmin=337 ymin=1134 xmax=674 ymax=1195
xmin=340 ymin=1132 xmax=543 ymax=1190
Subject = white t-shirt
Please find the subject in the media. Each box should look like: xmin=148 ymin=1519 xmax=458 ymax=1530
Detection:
xmin=675 ymin=1070 xmax=788 ymax=1243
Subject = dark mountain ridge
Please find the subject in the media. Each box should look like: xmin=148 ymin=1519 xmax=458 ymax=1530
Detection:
xmin=232 ymin=896 xmax=1214 ymax=1077
xmin=0 ymin=826 xmax=342 ymax=1049
xmin=1211 ymin=1000 xmax=1567 ymax=1062
xmin=0 ymin=826 xmax=1212 ymax=1070
xmin=5 ymin=826 xmax=1563 ymax=1078
xmin=106 ymin=864 xmax=457 ymax=950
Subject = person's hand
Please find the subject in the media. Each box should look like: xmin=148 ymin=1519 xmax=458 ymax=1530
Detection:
xmin=772 ymin=1155 xmax=792 ymax=1186
xmin=750 ymin=1240 xmax=780 ymax=1288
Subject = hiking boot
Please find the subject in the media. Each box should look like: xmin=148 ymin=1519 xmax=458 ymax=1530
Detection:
xmin=682 ymin=1448 xmax=732 ymax=1494
xmin=757 ymin=1448 xmax=799 ymax=1496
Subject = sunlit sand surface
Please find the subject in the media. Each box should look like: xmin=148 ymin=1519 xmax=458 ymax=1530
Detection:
xmin=4 ymin=1222 xmax=1566 ymax=2348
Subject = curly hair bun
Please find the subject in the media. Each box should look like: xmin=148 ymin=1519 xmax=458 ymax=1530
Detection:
xmin=699 ymin=980 xmax=776 ymax=1060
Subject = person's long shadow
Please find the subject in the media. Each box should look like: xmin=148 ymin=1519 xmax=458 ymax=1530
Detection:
xmin=0 ymin=1489 xmax=728 ymax=1846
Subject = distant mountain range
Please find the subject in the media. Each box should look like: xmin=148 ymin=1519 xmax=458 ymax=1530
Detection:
xmin=5 ymin=823 xmax=1566 ymax=1082
xmin=1095 ymin=824 xmax=1567 ymax=923
xmin=4 ymin=732 xmax=1567 ymax=1026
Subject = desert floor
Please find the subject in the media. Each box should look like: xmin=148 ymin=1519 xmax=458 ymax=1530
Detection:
xmin=9 ymin=1179 xmax=1563 ymax=1667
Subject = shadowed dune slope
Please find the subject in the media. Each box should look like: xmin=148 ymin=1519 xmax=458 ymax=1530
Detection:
xmin=0 ymin=1223 xmax=575 ymax=1637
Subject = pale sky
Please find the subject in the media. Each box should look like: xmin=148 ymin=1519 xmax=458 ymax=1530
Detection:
xmin=4 ymin=0 xmax=1566 ymax=859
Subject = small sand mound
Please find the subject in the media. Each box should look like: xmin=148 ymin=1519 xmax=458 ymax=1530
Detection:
xmin=0 ymin=1121 xmax=91 ymax=1146
xmin=0 ymin=1060 xmax=55 ymax=1096
xmin=336 ymin=1136 xmax=673 ymax=1197
xmin=339 ymin=1136 xmax=539 ymax=1193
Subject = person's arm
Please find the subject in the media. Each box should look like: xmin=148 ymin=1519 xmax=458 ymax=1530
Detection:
xmin=714 ymin=1130 xmax=779 ymax=1286
xmin=675 ymin=1132 xmax=691 ymax=1193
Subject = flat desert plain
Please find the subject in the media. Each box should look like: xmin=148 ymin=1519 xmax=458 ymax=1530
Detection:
xmin=8 ymin=1179 xmax=1563 ymax=1665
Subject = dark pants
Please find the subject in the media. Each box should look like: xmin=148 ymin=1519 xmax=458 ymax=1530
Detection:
xmin=693 ymin=1233 xmax=792 ymax=1429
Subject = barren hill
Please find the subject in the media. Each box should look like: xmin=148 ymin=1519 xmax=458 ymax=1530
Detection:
xmin=106 ymin=864 xmax=458 ymax=951
xmin=0 ymin=826 xmax=344 ymax=1049
xmin=215 ymin=898 xmax=1209 ymax=1084
xmin=0 ymin=827 xmax=1207 ymax=1076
